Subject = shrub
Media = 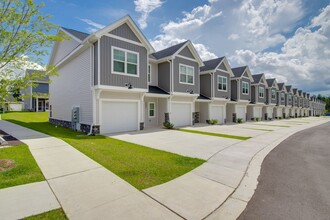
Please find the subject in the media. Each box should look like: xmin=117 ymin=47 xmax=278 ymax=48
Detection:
xmin=256 ymin=117 xmax=260 ymax=122
xmin=237 ymin=118 xmax=243 ymax=123
xmin=279 ymin=117 xmax=282 ymax=119
xmin=268 ymin=117 xmax=272 ymax=121
xmin=207 ymin=119 xmax=218 ymax=125
xmin=163 ymin=121 xmax=174 ymax=129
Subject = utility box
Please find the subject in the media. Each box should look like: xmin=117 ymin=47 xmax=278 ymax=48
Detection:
xmin=72 ymin=107 xmax=80 ymax=123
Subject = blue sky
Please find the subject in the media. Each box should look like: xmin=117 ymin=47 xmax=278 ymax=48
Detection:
xmin=37 ymin=0 xmax=330 ymax=95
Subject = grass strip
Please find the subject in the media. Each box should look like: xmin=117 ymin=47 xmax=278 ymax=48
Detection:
xmin=0 ymin=145 xmax=44 ymax=189
xmin=2 ymin=112 xmax=205 ymax=190
xmin=242 ymin=127 xmax=273 ymax=132
xmin=179 ymin=129 xmax=251 ymax=140
xmin=252 ymin=124 xmax=290 ymax=128
xmin=24 ymin=209 xmax=67 ymax=220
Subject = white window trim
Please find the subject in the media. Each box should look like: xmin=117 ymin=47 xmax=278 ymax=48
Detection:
xmin=148 ymin=64 xmax=151 ymax=84
xmin=179 ymin=63 xmax=194 ymax=85
xmin=271 ymin=89 xmax=276 ymax=100
xmin=259 ymin=86 xmax=264 ymax=98
xmin=111 ymin=46 xmax=139 ymax=77
xmin=242 ymin=81 xmax=249 ymax=95
xmin=217 ymin=75 xmax=227 ymax=92
xmin=148 ymin=102 xmax=156 ymax=118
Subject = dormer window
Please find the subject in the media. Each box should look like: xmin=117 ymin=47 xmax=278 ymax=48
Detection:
xmin=112 ymin=47 xmax=139 ymax=76
xmin=179 ymin=64 xmax=194 ymax=85
xmin=242 ymin=81 xmax=249 ymax=95
xmin=259 ymin=86 xmax=264 ymax=98
xmin=217 ymin=75 xmax=227 ymax=91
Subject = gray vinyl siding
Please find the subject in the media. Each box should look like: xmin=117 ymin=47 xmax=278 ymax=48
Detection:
xmin=94 ymin=42 xmax=98 ymax=85
xmin=257 ymin=85 xmax=266 ymax=103
xmin=49 ymin=47 xmax=93 ymax=125
xmin=24 ymin=86 xmax=32 ymax=110
xmin=99 ymin=36 xmax=148 ymax=89
xmin=240 ymin=78 xmax=251 ymax=101
xmin=158 ymin=62 xmax=170 ymax=92
xmin=231 ymin=79 xmax=238 ymax=100
xmin=218 ymin=62 xmax=227 ymax=71
xmin=32 ymin=83 xmax=49 ymax=94
xmin=178 ymin=46 xmax=194 ymax=59
xmin=149 ymin=63 xmax=158 ymax=86
xmin=251 ymin=86 xmax=256 ymax=103
xmin=214 ymin=70 xmax=231 ymax=99
xmin=200 ymin=74 xmax=211 ymax=98
xmin=51 ymin=32 xmax=80 ymax=65
xmin=243 ymin=71 xmax=249 ymax=78
xmin=109 ymin=23 xmax=141 ymax=43
xmin=173 ymin=57 xmax=199 ymax=94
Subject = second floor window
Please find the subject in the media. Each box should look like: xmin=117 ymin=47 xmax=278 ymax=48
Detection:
xmin=271 ymin=89 xmax=276 ymax=99
xmin=242 ymin=81 xmax=249 ymax=95
xmin=217 ymin=75 xmax=227 ymax=91
xmin=289 ymin=94 xmax=292 ymax=102
xmin=179 ymin=64 xmax=194 ymax=85
xmin=259 ymin=86 xmax=264 ymax=98
xmin=148 ymin=64 xmax=151 ymax=83
xmin=112 ymin=47 xmax=139 ymax=76
xmin=281 ymin=93 xmax=285 ymax=101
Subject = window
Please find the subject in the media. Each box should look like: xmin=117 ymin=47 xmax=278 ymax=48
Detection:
xmin=217 ymin=76 xmax=227 ymax=91
xmin=281 ymin=93 xmax=285 ymax=101
xmin=179 ymin=64 xmax=194 ymax=84
xmin=148 ymin=102 xmax=155 ymax=118
xmin=242 ymin=81 xmax=249 ymax=95
xmin=148 ymin=64 xmax=151 ymax=83
xmin=112 ymin=47 xmax=139 ymax=76
xmin=294 ymin=97 xmax=297 ymax=104
xmin=259 ymin=86 xmax=264 ymax=98
xmin=288 ymin=94 xmax=292 ymax=102
xmin=271 ymin=89 xmax=276 ymax=99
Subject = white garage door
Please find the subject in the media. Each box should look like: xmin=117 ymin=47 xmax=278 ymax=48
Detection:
xmin=255 ymin=107 xmax=262 ymax=118
xmin=9 ymin=103 xmax=23 ymax=111
xmin=171 ymin=103 xmax=192 ymax=127
xmin=236 ymin=106 xmax=246 ymax=121
xmin=210 ymin=105 xmax=224 ymax=124
xmin=101 ymin=101 xmax=138 ymax=134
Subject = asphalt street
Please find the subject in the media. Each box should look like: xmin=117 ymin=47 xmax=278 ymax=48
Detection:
xmin=238 ymin=121 xmax=330 ymax=220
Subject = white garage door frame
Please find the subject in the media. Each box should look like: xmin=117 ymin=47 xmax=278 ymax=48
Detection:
xmin=99 ymin=99 xmax=141 ymax=133
xmin=209 ymin=104 xmax=224 ymax=124
xmin=170 ymin=101 xmax=193 ymax=127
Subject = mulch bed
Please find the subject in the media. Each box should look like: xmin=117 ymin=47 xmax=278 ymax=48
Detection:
xmin=0 ymin=130 xmax=23 ymax=147
xmin=0 ymin=159 xmax=16 ymax=172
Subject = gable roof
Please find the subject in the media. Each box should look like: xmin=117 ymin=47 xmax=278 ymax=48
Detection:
xmin=151 ymin=41 xmax=188 ymax=60
xmin=277 ymin=83 xmax=286 ymax=91
xmin=200 ymin=57 xmax=224 ymax=72
xmin=150 ymin=40 xmax=204 ymax=66
xmin=293 ymin=88 xmax=298 ymax=95
xmin=285 ymin=85 xmax=292 ymax=93
xmin=266 ymin=78 xmax=279 ymax=89
xmin=200 ymin=57 xmax=234 ymax=76
xmin=61 ymin=27 xmax=89 ymax=42
xmin=25 ymin=69 xmax=48 ymax=82
xmin=252 ymin=74 xmax=263 ymax=83
xmin=231 ymin=66 xmax=254 ymax=81
xmin=298 ymin=90 xmax=303 ymax=96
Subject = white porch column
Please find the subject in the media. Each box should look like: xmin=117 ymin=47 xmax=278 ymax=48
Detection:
xmin=36 ymin=97 xmax=39 ymax=112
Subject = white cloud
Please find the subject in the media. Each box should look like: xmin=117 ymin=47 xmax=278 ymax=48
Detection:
xmin=134 ymin=0 xmax=164 ymax=29
xmin=79 ymin=18 xmax=105 ymax=33
xmin=230 ymin=4 xmax=330 ymax=93
xmin=228 ymin=34 xmax=240 ymax=40
xmin=208 ymin=0 xmax=218 ymax=3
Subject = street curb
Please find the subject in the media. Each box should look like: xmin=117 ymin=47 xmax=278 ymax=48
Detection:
xmin=205 ymin=118 xmax=330 ymax=219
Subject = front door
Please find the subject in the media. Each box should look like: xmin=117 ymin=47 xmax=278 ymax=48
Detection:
xmin=38 ymin=100 xmax=44 ymax=112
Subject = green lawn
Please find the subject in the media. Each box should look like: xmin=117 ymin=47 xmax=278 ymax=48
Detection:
xmin=0 ymin=145 xmax=44 ymax=189
xmin=2 ymin=112 xmax=205 ymax=190
xmin=179 ymin=129 xmax=251 ymax=140
xmin=25 ymin=209 xmax=67 ymax=220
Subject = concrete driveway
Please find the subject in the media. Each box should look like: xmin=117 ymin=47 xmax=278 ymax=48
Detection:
xmin=110 ymin=128 xmax=241 ymax=160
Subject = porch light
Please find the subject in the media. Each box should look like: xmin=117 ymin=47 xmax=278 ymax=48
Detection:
xmin=186 ymin=89 xmax=194 ymax=94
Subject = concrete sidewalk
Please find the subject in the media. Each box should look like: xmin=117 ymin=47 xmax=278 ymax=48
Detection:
xmin=0 ymin=181 xmax=60 ymax=220
xmin=0 ymin=121 xmax=180 ymax=220
xmin=143 ymin=117 xmax=330 ymax=220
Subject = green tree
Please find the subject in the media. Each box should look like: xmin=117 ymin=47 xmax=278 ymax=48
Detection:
xmin=0 ymin=0 xmax=62 ymax=110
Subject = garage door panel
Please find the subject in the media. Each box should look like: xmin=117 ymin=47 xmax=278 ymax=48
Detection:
xmin=236 ymin=106 xmax=246 ymax=120
xmin=171 ymin=103 xmax=191 ymax=127
xmin=210 ymin=106 xmax=223 ymax=124
xmin=101 ymin=101 xmax=138 ymax=134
